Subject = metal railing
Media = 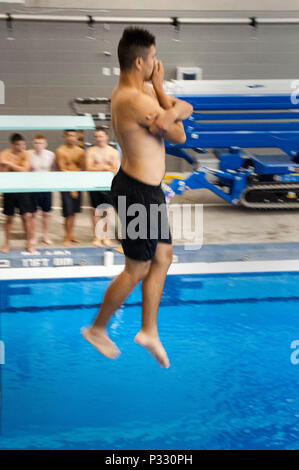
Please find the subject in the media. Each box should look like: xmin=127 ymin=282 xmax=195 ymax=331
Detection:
xmin=1 ymin=13 xmax=299 ymax=26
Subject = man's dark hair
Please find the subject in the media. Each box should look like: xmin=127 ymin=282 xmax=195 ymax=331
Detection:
xmin=10 ymin=133 xmax=25 ymax=143
xmin=117 ymin=27 xmax=155 ymax=71
xmin=64 ymin=129 xmax=77 ymax=134
xmin=95 ymin=127 xmax=108 ymax=135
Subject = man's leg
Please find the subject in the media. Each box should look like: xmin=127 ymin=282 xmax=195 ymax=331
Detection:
xmin=62 ymin=192 xmax=79 ymax=244
xmin=21 ymin=214 xmax=27 ymax=235
xmin=91 ymin=209 xmax=106 ymax=247
xmin=135 ymin=242 xmax=173 ymax=368
xmin=69 ymin=192 xmax=81 ymax=243
xmin=63 ymin=219 xmax=80 ymax=245
xmin=70 ymin=214 xmax=80 ymax=243
xmin=93 ymin=201 xmax=115 ymax=247
xmin=63 ymin=215 xmax=73 ymax=246
xmin=29 ymin=194 xmax=37 ymax=246
xmin=89 ymin=192 xmax=101 ymax=246
xmin=94 ymin=209 xmax=115 ymax=247
xmin=82 ymin=256 xmax=151 ymax=358
xmin=1 ymin=215 xmax=14 ymax=253
xmin=22 ymin=212 xmax=35 ymax=253
xmin=31 ymin=211 xmax=37 ymax=246
xmin=90 ymin=208 xmax=101 ymax=246
xmin=101 ymin=208 xmax=116 ymax=247
xmin=41 ymin=211 xmax=52 ymax=244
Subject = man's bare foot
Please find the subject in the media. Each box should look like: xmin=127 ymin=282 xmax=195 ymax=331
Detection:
xmin=63 ymin=238 xmax=71 ymax=247
xmin=42 ymin=237 xmax=52 ymax=245
xmin=81 ymin=327 xmax=120 ymax=359
xmin=93 ymin=238 xmax=103 ymax=247
xmin=1 ymin=243 xmax=10 ymax=253
xmin=71 ymin=237 xmax=80 ymax=243
xmin=134 ymin=331 xmax=170 ymax=368
xmin=26 ymin=243 xmax=36 ymax=253
xmin=102 ymin=238 xmax=115 ymax=247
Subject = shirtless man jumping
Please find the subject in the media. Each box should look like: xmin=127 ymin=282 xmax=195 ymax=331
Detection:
xmin=82 ymin=27 xmax=193 ymax=368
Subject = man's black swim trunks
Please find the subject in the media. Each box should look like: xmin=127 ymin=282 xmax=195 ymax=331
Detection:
xmin=111 ymin=166 xmax=172 ymax=262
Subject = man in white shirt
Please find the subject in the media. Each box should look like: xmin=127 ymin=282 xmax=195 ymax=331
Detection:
xmin=28 ymin=135 xmax=55 ymax=246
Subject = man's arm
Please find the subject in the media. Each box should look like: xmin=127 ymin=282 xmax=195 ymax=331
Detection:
xmin=148 ymin=61 xmax=193 ymax=144
xmin=0 ymin=151 xmax=6 ymax=171
xmin=151 ymin=60 xmax=193 ymax=119
xmin=85 ymin=148 xmax=98 ymax=171
xmin=85 ymin=148 xmax=110 ymax=171
xmin=49 ymin=152 xmax=56 ymax=171
xmin=0 ymin=150 xmax=31 ymax=172
xmin=124 ymin=91 xmax=160 ymax=129
xmin=11 ymin=157 xmax=31 ymax=172
xmin=124 ymin=91 xmax=185 ymax=144
xmin=55 ymin=149 xmax=68 ymax=171
xmin=146 ymin=101 xmax=187 ymax=145
xmin=0 ymin=151 xmax=8 ymax=171
xmin=79 ymin=148 xmax=86 ymax=171
xmin=159 ymin=120 xmax=186 ymax=146
xmin=0 ymin=150 xmax=14 ymax=171
xmin=120 ymin=89 xmax=185 ymax=145
xmin=148 ymin=102 xmax=189 ymax=145
xmin=154 ymin=92 xmax=193 ymax=121
xmin=55 ymin=149 xmax=80 ymax=171
xmin=109 ymin=149 xmax=120 ymax=174
xmin=85 ymin=147 xmax=115 ymax=172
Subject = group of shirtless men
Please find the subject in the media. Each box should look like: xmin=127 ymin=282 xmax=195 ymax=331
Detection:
xmin=0 ymin=128 xmax=120 ymax=253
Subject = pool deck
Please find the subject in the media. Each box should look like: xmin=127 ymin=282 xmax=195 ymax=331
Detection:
xmin=1 ymin=242 xmax=299 ymax=280
xmin=1 ymin=188 xmax=299 ymax=278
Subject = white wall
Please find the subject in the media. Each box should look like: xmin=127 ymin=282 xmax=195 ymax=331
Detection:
xmin=24 ymin=0 xmax=299 ymax=11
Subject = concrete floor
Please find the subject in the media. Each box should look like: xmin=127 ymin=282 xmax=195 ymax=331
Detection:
xmin=1 ymin=186 xmax=299 ymax=252
xmin=179 ymin=189 xmax=299 ymax=244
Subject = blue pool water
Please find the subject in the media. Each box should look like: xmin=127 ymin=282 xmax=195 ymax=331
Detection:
xmin=1 ymin=271 xmax=299 ymax=450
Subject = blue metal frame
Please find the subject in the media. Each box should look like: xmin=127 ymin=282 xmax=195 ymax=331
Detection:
xmin=168 ymin=167 xmax=250 ymax=205
xmin=164 ymin=93 xmax=299 ymax=204
xmin=174 ymin=93 xmax=299 ymax=110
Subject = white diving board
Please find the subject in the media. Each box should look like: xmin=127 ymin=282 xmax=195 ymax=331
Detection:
xmin=0 ymin=171 xmax=114 ymax=193
xmin=0 ymin=115 xmax=95 ymax=131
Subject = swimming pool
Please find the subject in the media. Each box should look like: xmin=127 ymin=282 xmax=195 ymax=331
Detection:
xmin=1 ymin=271 xmax=299 ymax=450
